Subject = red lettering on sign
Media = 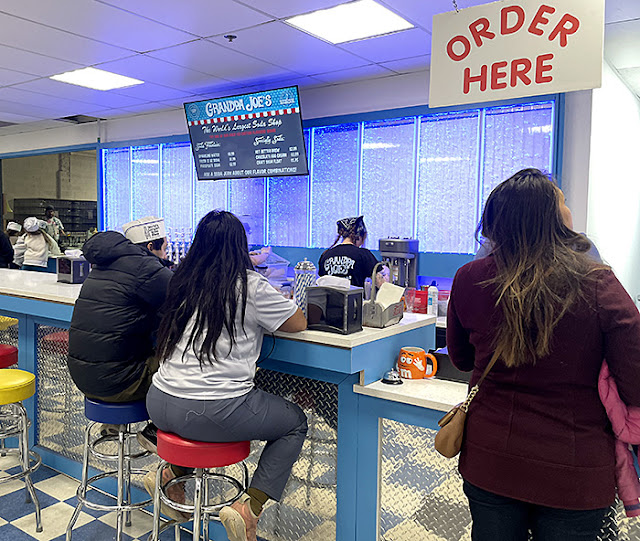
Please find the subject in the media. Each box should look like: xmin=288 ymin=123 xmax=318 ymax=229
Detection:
xmin=535 ymin=53 xmax=554 ymax=83
xmin=528 ymin=5 xmax=555 ymax=36
xmin=501 ymin=6 xmax=525 ymax=35
xmin=463 ymin=65 xmax=488 ymax=94
xmin=447 ymin=35 xmax=472 ymax=61
xmin=469 ymin=17 xmax=495 ymax=47
xmin=491 ymin=61 xmax=508 ymax=90
xmin=549 ymin=13 xmax=580 ymax=47
xmin=511 ymin=58 xmax=533 ymax=86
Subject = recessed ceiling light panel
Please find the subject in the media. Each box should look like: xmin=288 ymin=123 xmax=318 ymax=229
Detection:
xmin=285 ymin=0 xmax=414 ymax=44
xmin=50 ymin=67 xmax=144 ymax=91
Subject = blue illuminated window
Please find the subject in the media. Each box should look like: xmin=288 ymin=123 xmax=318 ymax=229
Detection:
xmin=102 ymin=99 xmax=556 ymax=254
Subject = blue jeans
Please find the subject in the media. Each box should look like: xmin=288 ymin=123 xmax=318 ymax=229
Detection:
xmin=463 ymin=481 xmax=608 ymax=541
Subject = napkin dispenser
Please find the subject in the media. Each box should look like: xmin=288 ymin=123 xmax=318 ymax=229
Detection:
xmin=306 ymin=285 xmax=363 ymax=335
xmin=363 ymin=262 xmax=404 ymax=328
xmin=57 ymin=256 xmax=91 ymax=284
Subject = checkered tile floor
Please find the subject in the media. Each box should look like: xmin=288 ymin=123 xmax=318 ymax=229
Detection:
xmin=0 ymin=454 xmax=178 ymax=541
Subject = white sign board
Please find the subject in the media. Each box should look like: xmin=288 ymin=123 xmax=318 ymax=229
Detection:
xmin=429 ymin=0 xmax=604 ymax=108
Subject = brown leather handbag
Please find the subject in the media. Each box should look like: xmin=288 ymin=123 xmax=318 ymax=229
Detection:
xmin=434 ymin=351 xmax=499 ymax=458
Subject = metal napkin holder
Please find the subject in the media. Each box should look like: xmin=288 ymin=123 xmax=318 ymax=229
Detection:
xmin=362 ymin=262 xmax=404 ymax=328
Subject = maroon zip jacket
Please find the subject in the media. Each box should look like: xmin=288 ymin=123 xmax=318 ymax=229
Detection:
xmin=447 ymin=256 xmax=640 ymax=510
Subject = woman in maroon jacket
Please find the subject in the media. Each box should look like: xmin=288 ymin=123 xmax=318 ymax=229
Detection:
xmin=447 ymin=168 xmax=640 ymax=540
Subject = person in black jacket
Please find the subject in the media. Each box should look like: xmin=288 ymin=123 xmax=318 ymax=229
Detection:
xmin=0 ymin=229 xmax=14 ymax=268
xmin=67 ymin=219 xmax=172 ymax=403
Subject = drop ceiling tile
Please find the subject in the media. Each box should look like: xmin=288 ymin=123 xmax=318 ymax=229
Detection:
xmin=110 ymin=82 xmax=191 ymax=101
xmin=0 ymin=68 xmax=38 ymax=86
xmin=312 ymin=64 xmax=394 ymax=83
xmin=339 ymin=28 xmax=430 ymax=63
xmin=605 ymin=0 xmax=640 ymax=24
xmin=380 ymin=54 xmax=430 ymax=74
xmin=80 ymin=108 xmax=131 ymax=119
xmin=12 ymin=79 xmax=148 ymax=109
xmin=96 ymin=55 xmax=225 ymax=91
xmin=237 ymin=0 xmax=347 ymax=18
xmin=618 ymin=67 xmax=640 ymax=98
xmin=605 ymin=19 xmax=640 ymax=70
xmin=0 ymin=44 xmax=83 ymax=77
xmin=0 ymin=87 xmax=107 ymax=114
xmin=208 ymin=21 xmax=369 ymax=75
xmin=0 ymin=98 xmax=65 ymax=120
xmin=0 ymin=13 xmax=132 ymax=65
xmin=0 ymin=111 xmax=43 ymax=124
xmin=96 ymin=0 xmax=271 ymax=37
xmin=149 ymin=39 xmax=294 ymax=83
xmin=0 ymin=0 xmax=194 ymax=53
xmin=378 ymin=0 xmax=490 ymax=31
xmin=119 ymin=102 xmax=182 ymax=115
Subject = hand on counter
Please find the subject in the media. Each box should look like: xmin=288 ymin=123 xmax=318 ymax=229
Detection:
xmin=250 ymin=246 xmax=271 ymax=266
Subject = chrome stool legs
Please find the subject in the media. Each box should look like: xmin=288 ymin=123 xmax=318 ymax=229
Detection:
xmin=0 ymin=401 xmax=43 ymax=532
xmin=66 ymin=422 xmax=152 ymax=541
xmin=149 ymin=460 xmax=249 ymax=541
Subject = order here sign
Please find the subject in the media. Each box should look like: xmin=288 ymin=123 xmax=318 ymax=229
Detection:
xmin=428 ymin=0 xmax=604 ymax=108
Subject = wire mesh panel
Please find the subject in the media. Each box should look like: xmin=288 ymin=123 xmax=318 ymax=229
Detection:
xmin=0 ymin=315 xmax=19 ymax=350
xmin=253 ymin=369 xmax=338 ymax=541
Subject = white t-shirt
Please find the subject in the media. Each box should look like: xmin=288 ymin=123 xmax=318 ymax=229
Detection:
xmin=153 ymin=270 xmax=298 ymax=400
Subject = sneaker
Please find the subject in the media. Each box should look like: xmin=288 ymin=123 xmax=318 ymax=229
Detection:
xmin=220 ymin=493 xmax=259 ymax=541
xmin=99 ymin=423 xmax=120 ymax=437
xmin=143 ymin=466 xmax=190 ymax=522
xmin=137 ymin=423 xmax=158 ymax=454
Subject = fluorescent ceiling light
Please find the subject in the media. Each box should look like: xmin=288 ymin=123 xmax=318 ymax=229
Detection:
xmin=50 ymin=67 xmax=143 ymax=91
xmin=285 ymin=0 xmax=414 ymax=44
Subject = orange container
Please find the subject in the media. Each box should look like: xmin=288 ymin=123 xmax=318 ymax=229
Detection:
xmin=398 ymin=347 xmax=438 ymax=379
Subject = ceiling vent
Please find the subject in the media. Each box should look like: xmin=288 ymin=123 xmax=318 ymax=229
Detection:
xmin=0 ymin=121 xmax=17 ymax=128
xmin=55 ymin=114 xmax=103 ymax=124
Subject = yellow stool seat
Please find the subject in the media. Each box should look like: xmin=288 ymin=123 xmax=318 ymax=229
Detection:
xmin=0 ymin=369 xmax=36 ymax=405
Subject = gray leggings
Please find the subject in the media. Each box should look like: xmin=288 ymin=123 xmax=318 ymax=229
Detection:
xmin=146 ymin=385 xmax=308 ymax=501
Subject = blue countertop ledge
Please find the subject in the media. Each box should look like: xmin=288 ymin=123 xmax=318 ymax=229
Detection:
xmin=263 ymin=312 xmax=436 ymax=385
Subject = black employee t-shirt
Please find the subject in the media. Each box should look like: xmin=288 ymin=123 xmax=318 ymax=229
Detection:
xmin=318 ymin=243 xmax=379 ymax=287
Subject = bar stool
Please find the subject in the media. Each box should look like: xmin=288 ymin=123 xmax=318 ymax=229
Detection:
xmin=0 ymin=368 xmax=43 ymax=533
xmin=66 ymin=398 xmax=152 ymax=541
xmin=150 ymin=430 xmax=250 ymax=541
xmin=0 ymin=344 xmax=18 ymax=457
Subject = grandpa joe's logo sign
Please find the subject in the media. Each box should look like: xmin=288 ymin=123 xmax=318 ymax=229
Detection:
xmin=429 ymin=0 xmax=604 ymax=107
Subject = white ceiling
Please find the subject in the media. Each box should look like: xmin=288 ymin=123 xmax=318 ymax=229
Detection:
xmin=0 ymin=0 xmax=638 ymax=136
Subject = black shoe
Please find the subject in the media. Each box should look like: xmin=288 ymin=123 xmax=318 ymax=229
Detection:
xmin=137 ymin=423 xmax=158 ymax=454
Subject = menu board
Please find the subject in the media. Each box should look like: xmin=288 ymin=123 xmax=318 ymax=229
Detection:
xmin=185 ymin=86 xmax=309 ymax=181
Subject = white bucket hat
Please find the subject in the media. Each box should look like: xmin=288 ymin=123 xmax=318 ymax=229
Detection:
xmin=23 ymin=217 xmax=40 ymax=233
xmin=122 ymin=216 xmax=166 ymax=244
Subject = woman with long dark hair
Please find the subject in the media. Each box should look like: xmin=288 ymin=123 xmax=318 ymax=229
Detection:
xmin=146 ymin=210 xmax=307 ymax=541
xmin=447 ymin=168 xmax=640 ymax=540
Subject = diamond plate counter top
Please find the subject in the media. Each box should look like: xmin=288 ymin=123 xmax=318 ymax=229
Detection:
xmin=353 ymin=378 xmax=468 ymax=412
xmin=274 ymin=312 xmax=436 ymax=348
xmin=0 ymin=269 xmax=81 ymax=305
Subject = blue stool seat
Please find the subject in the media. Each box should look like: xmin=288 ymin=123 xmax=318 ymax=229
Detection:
xmin=84 ymin=398 xmax=149 ymax=424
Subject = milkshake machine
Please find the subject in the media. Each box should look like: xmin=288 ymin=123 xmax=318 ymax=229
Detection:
xmin=379 ymin=238 xmax=419 ymax=288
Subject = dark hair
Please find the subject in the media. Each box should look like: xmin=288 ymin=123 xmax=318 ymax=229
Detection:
xmin=45 ymin=206 xmax=55 ymax=212
xmin=137 ymin=238 xmax=165 ymax=251
xmin=479 ymin=168 xmax=604 ymax=367
xmin=156 ymin=210 xmax=253 ymax=367
xmin=328 ymin=216 xmax=367 ymax=249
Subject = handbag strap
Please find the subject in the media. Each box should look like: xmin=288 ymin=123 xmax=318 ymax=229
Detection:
xmin=459 ymin=350 xmax=500 ymax=413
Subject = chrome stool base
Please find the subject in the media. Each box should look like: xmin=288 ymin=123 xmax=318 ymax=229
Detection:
xmin=0 ymin=402 xmax=43 ymax=532
xmin=66 ymin=422 xmax=151 ymax=541
xmin=149 ymin=460 xmax=249 ymax=541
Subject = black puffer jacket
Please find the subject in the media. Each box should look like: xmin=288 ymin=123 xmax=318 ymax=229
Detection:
xmin=67 ymin=231 xmax=172 ymax=397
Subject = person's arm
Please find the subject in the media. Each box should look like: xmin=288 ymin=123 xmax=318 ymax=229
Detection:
xmin=0 ymin=233 xmax=13 ymax=266
xmin=137 ymin=264 xmax=173 ymax=309
xmin=13 ymin=237 xmax=26 ymax=267
xmin=446 ymin=269 xmax=476 ymax=372
xmin=277 ymin=307 xmax=307 ymax=333
xmin=597 ymin=270 xmax=640 ymax=406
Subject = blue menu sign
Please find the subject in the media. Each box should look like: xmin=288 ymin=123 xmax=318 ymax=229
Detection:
xmin=185 ymin=86 xmax=309 ymax=181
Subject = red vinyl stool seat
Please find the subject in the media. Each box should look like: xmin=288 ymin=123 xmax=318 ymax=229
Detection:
xmin=150 ymin=431 xmax=250 ymax=541
xmin=0 ymin=344 xmax=18 ymax=368
xmin=157 ymin=430 xmax=250 ymax=468
xmin=43 ymin=331 xmax=69 ymax=355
